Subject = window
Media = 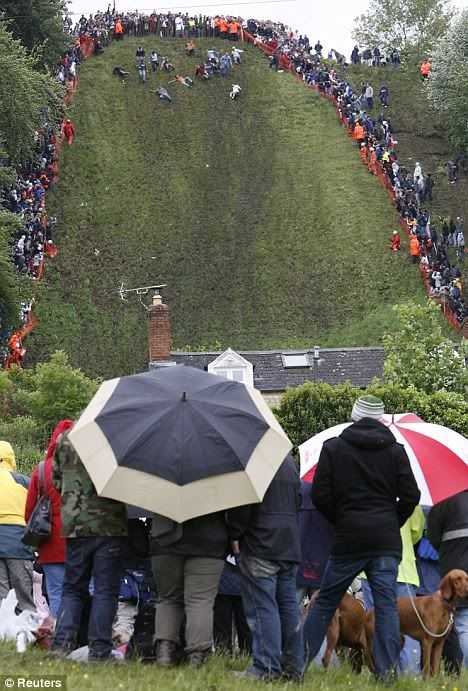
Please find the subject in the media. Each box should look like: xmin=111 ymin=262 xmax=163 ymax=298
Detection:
xmin=214 ymin=368 xmax=245 ymax=383
xmin=282 ymin=353 xmax=309 ymax=368
xmin=208 ymin=348 xmax=254 ymax=387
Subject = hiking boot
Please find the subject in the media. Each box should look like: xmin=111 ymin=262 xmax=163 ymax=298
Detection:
xmin=188 ymin=650 xmax=209 ymax=669
xmin=155 ymin=640 xmax=177 ymax=667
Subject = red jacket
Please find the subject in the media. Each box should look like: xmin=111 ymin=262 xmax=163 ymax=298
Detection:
xmin=25 ymin=420 xmax=73 ymax=564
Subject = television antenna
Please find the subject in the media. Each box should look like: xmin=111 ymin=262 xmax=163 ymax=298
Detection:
xmin=118 ymin=283 xmax=166 ymax=310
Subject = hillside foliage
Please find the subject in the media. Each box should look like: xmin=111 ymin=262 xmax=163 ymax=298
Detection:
xmin=352 ymin=0 xmax=455 ymax=56
xmin=428 ymin=9 xmax=468 ymax=152
xmin=0 ymin=351 xmax=99 ymax=474
xmin=383 ymin=301 xmax=468 ymax=395
xmin=0 ymin=0 xmax=67 ymax=68
xmin=274 ymin=380 xmax=468 ymax=449
xmin=0 ymin=20 xmax=63 ymax=163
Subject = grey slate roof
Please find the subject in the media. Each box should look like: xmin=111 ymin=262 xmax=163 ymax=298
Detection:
xmin=164 ymin=347 xmax=385 ymax=391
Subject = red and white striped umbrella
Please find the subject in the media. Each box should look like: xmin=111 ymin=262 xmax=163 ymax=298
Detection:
xmin=299 ymin=413 xmax=468 ymax=506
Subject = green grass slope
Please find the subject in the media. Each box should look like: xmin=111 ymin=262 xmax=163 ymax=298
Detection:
xmin=32 ymin=38 xmax=425 ymax=378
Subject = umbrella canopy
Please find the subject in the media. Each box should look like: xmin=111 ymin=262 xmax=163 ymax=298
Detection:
xmin=68 ymin=365 xmax=292 ymax=522
xmin=299 ymin=413 xmax=468 ymax=506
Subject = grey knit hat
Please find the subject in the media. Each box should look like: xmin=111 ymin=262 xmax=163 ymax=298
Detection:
xmin=351 ymin=395 xmax=385 ymax=422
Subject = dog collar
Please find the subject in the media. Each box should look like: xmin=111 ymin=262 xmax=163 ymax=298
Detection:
xmin=438 ymin=591 xmax=457 ymax=614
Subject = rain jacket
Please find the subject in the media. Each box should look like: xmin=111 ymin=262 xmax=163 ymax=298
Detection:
xmin=410 ymin=235 xmax=420 ymax=256
xmin=312 ymin=419 xmax=420 ymax=560
xmin=353 ymin=123 xmax=365 ymax=140
xmin=427 ymin=490 xmax=468 ymax=608
xmin=361 ymin=506 xmax=424 ymax=585
xmin=25 ymin=421 xmax=73 ymax=564
xmin=0 ymin=441 xmax=33 ymax=559
xmin=51 ymin=431 xmax=127 ymax=538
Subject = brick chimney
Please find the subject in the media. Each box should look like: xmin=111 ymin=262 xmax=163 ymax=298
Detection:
xmin=148 ymin=292 xmax=173 ymax=368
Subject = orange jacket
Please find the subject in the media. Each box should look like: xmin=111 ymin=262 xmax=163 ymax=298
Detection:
xmin=410 ymin=236 xmax=420 ymax=256
xmin=420 ymin=61 xmax=431 ymax=76
xmin=353 ymin=123 xmax=364 ymax=140
xmin=114 ymin=20 xmax=123 ymax=34
xmin=219 ymin=19 xmax=228 ymax=32
xmin=229 ymin=22 xmax=239 ymax=34
xmin=360 ymin=146 xmax=369 ymax=163
xmin=214 ymin=17 xmax=221 ymax=27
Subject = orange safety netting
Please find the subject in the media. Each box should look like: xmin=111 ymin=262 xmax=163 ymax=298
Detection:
xmin=243 ymin=31 xmax=463 ymax=335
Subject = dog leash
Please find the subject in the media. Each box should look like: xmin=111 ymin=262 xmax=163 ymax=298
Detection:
xmin=401 ymin=565 xmax=454 ymax=638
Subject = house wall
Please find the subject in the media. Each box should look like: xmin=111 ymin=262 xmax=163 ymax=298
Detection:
xmin=262 ymin=391 xmax=283 ymax=408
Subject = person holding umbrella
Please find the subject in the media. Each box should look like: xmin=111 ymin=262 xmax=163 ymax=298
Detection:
xmin=50 ymin=430 xmax=128 ymax=661
xmin=302 ymin=395 xmax=421 ymax=681
xmin=65 ymin=365 xmax=292 ymax=664
xmin=150 ymin=510 xmax=228 ymax=668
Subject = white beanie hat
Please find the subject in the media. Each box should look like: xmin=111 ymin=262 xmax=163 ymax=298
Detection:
xmin=351 ymin=395 xmax=385 ymax=422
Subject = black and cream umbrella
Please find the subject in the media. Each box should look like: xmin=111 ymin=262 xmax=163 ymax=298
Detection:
xmin=68 ymin=365 xmax=292 ymax=522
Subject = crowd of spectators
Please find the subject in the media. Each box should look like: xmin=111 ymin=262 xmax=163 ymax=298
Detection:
xmin=242 ymin=23 xmax=467 ymax=329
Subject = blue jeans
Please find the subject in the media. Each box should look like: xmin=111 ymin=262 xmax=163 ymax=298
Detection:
xmin=42 ymin=563 xmax=65 ymax=619
xmin=362 ymin=579 xmax=421 ymax=673
xmin=455 ymin=607 xmax=468 ymax=667
xmin=303 ymin=556 xmax=400 ymax=680
xmin=52 ymin=537 xmax=123 ymax=659
xmin=238 ymin=554 xmax=303 ymax=679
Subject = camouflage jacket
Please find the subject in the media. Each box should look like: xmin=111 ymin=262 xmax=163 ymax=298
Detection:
xmin=51 ymin=431 xmax=128 ymax=538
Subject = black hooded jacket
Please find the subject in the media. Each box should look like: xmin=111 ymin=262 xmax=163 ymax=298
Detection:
xmin=312 ymin=418 xmax=420 ymax=560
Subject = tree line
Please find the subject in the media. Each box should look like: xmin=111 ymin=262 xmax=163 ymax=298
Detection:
xmin=0 ymin=1 xmax=66 ymax=339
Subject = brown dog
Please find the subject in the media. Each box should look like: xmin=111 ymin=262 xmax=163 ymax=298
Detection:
xmin=304 ymin=591 xmax=369 ymax=672
xmin=365 ymin=569 xmax=468 ymax=677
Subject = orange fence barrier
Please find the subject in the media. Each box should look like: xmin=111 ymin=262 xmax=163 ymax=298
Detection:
xmin=243 ymin=31 xmax=464 ymax=335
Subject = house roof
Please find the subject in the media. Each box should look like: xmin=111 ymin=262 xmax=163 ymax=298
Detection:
xmin=159 ymin=347 xmax=385 ymax=391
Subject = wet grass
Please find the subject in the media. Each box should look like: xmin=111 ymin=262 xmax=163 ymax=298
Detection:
xmin=0 ymin=643 xmax=465 ymax=690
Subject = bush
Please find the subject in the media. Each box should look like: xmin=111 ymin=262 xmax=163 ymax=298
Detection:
xmin=274 ymin=381 xmax=468 ymax=449
xmin=0 ymin=415 xmax=44 ymax=476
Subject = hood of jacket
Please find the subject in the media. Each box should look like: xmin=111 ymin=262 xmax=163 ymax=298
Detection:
xmin=0 ymin=441 xmax=16 ymax=471
xmin=45 ymin=420 xmax=74 ymax=464
xmin=339 ymin=418 xmax=396 ymax=450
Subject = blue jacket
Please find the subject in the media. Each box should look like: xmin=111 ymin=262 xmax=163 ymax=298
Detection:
xmin=297 ymin=480 xmax=334 ymax=587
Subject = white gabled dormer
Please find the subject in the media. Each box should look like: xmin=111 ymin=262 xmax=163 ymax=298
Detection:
xmin=207 ymin=347 xmax=254 ymax=387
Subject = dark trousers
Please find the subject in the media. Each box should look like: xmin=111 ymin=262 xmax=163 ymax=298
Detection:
xmin=52 ymin=537 xmax=123 ymax=659
xmin=213 ymin=593 xmax=252 ymax=654
xmin=303 ymin=556 xmax=400 ymax=680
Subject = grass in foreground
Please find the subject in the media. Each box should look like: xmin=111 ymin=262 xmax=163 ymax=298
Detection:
xmin=30 ymin=38 xmax=426 ymax=379
xmin=0 ymin=643 xmax=466 ymax=691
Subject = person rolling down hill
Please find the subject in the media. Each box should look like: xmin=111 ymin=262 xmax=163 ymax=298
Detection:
xmin=113 ymin=66 xmax=130 ymax=81
xmin=170 ymin=75 xmax=194 ymax=87
xmin=152 ymin=86 xmax=172 ymax=102
xmin=230 ymin=84 xmax=241 ymax=99
xmin=195 ymin=64 xmax=210 ymax=79
xmin=160 ymin=57 xmax=175 ymax=72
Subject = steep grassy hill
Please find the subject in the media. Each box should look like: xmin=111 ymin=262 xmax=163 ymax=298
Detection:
xmin=32 ymin=38 xmax=426 ymax=379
